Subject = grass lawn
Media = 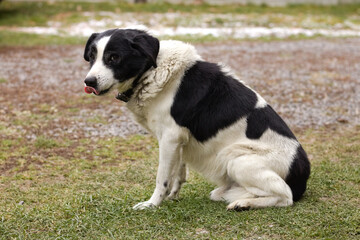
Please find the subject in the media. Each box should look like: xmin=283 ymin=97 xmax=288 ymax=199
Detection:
xmin=0 ymin=126 xmax=359 ymax=239
xmin=1 ymin=1 xmax=360 ymax=27
xmin=0 ymin=31 xmax=86 ymax=46
xmin=0 ymin=30 xmax=333 ymax=47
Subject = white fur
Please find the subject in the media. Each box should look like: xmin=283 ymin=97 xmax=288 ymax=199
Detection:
xmin=88 ymin=35 xmax=300 ymax=211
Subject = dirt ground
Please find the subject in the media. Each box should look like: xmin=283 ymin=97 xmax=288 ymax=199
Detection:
xmin=0 ymin=38 xmax=359 ymax=143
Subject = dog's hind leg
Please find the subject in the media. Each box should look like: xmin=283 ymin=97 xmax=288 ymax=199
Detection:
xmin=210 ymin=181 xmax=251 ymax=202
xmin=226 ymin=155 xmax=293 ymax=210
xmin=220 ymin=186 xmax=255 ymax=203
xmin=210 ymin=185 xmax=229 ymax=202
xmin=167 ymin=158 xmax=187 ymax=200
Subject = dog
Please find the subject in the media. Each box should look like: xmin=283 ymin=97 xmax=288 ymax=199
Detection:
xmin=83 ymin=28 xmax=310 ymax=211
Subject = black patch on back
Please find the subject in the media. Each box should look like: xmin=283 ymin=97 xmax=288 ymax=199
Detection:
xmin=285 ymin=145 xmax=311 ymax=201
xmin=246 ymin=105 xmax=296 ymax=140
xmin=171 ymin=61 xmax=257 ymax=142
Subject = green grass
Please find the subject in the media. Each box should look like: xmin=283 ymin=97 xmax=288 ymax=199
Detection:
xmin=0 ymin=31 xmax=254 ymax=47
xmin=34 ymin=136 xmax=60 ymax=149
xmin=1 ymin=30 xmax=355 ymax=47
xmin=0 ymin=31 xmax=86 ymax=46
xmin=1 ymin=1 xmax=360 ymax=27
xmin=0 ymin=127 xmax=359 ymax=239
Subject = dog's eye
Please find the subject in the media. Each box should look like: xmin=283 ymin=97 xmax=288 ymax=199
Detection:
xmin=109 ymin=54 xmax=119 ymax=63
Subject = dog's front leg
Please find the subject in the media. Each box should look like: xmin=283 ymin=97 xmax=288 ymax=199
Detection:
xmin=133 ymin=133 xmax=181 ymax=210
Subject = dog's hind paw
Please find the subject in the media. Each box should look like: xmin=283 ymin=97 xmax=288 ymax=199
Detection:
xmin=133 ymin=201 xmax=156 ymax=210
xmin=226 ymin=200 xmax=251 ymax=212
xmin=166 ymin=192 xmax=179 ymax=200
xmin=210 ymin=187 xmax=226 ymax=202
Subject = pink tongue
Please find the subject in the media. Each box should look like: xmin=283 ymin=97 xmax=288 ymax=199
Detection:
xmin=84 ymin=86 xmax=97 ymax=94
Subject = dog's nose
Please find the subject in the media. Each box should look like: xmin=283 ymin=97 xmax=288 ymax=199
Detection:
xmin=84 ymin=76 xmax=97 ymax=88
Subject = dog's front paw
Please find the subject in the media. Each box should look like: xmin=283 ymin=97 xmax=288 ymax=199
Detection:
xmin=133 ymin=201 xmax=156 ymax=210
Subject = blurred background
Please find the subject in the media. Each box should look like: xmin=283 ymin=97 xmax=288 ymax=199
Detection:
xmin=1 ymin=0 xmax=360 ymax=44
xmin=0 ymin=1 xmax=359 ymax=239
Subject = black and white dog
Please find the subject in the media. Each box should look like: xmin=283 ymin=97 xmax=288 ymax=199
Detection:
xmin=83 ymin=28 xmax=310 ymax=211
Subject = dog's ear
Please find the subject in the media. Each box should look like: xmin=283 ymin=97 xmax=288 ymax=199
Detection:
xmin=131 ymin=34 xmax=160 ymax=68
xmin=84 ymin=33 xmax=99 ymax=62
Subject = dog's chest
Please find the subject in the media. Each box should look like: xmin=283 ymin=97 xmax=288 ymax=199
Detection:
xmin=127 ymin=79 xmax=180 ymax=136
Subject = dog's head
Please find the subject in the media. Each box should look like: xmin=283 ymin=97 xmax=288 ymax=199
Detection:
xmin=83 ymin=29 xmax=159 ymax=96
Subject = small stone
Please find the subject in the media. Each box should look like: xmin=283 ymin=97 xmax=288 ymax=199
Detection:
xmin=337 ymin=118 xmax=349 ymax=124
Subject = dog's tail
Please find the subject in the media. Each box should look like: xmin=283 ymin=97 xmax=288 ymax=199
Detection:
xmin=285 ymin=145 xmax=311 ymax=202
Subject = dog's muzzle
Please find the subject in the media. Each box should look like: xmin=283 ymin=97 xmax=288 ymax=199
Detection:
xmin=84 ymin=76 xmax=99 ymax=95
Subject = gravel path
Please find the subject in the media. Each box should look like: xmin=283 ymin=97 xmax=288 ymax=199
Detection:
xmin=0 ymin=38 xmax=359 ymax=140
xmin=197 ymin=39 xmax=360 ymax=130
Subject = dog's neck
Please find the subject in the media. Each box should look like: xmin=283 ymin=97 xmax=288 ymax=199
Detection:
xmin=123 ymin=40 xmax=201 ymax=107
xmin=116 ymin=61 xmax=154 ymax=102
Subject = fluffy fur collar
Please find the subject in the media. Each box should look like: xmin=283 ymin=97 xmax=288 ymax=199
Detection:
xmin=131 ymin=40 xmax=201 ymax=107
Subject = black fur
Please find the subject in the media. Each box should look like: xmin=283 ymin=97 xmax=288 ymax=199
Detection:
xmin=84 ymin=32 xmax=99 ymax=62
xmin=246 ymin=105 xmax=296 ymax=140
xmin=171 ymin=61 xmax=258 ymax=142
xmin=285 ymin=145 xmax=311 ymax=202
xmin=131 ymin=34 xmax=159 ymax=68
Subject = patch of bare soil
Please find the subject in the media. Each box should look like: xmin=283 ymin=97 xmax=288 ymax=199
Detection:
xmin=0 ymin=38 xmax=359 ymax=143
